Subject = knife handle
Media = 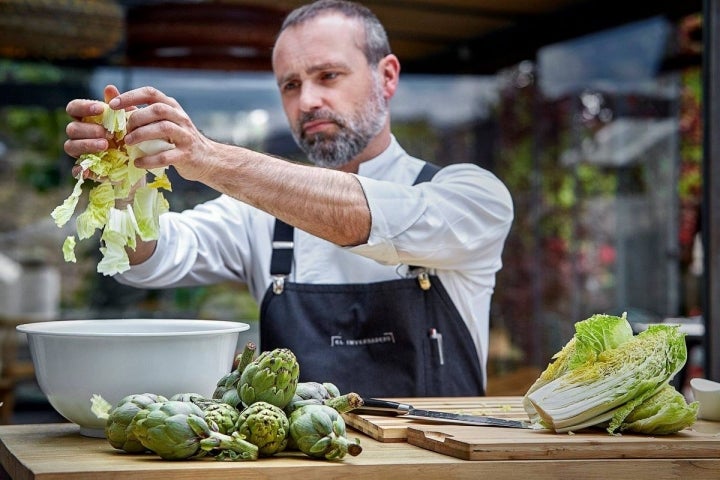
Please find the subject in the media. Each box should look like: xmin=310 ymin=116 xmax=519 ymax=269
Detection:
xmin=357 ymin=398 xmax=413 ymax=414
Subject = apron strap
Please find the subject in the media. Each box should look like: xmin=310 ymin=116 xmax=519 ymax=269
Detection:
xmin=408 ymin=162 xmax=441 ymax=286
xmin=270 ymin=219 xmax=294 ymax=276
xmin=269 ymin=162 xmax=442 ymax=280
xmin=413 ymin=162 xmax=441 ymax=185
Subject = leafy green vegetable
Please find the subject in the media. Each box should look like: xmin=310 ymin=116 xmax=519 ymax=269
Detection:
xmin=50 ymin=103 xmax=173 ymax=275
xmin=523 ymin=313 xmax=633 ymax=421
xmin=524 ymin=314 xmax=696 ymax=434
xmin=614 ymin=384 xmax=698 ymax=435
xmin=62 ymin=236 xmax=76 ymax=262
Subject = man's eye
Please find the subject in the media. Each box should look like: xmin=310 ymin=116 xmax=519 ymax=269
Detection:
xmin=321 ymin=72 xmax=339 ymax=81
xmin=282 ymin=82 xmax=299 ymax=92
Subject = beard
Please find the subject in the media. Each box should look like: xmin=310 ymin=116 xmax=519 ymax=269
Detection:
xmin=291 ymin=74 xmax=388 ymax=168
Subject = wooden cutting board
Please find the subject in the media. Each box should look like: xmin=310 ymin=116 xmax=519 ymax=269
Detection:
xmin=344 ymin=396 xmax=720 ymax=461
xmin=343 ymin=396 xmax=528 ymax=442
xmin=406 ymin=421 xmax=720 ymax=461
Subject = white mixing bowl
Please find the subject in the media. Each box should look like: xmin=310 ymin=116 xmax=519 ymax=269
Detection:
xmin=690 ymin=377 xmax=720 ymax=422
xmin=17 ymin=318 xmax=249 ymax=437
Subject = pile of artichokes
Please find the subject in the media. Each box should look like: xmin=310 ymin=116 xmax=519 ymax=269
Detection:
xmin=92 ymin=343 xmax=364 ymax=462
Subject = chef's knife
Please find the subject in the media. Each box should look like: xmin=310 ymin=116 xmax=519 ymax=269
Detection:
xmin=352 ymin=398 xmax=531 ymax=429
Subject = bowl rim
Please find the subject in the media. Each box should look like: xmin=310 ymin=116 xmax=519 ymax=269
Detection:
xmin=16 ymin=318 xmax=250 ymax=337
xmin=690 ymin=377 xmax=720 ymax=392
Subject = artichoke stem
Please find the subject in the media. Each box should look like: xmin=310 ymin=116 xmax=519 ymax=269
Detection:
xmin=234 ymin=342 xmax=257 ymax=373
xmin=334 ymin=435 xmax=362 ymax=458
xmin=347 ymin=439 xmax=362 ymax=456
xmin=325 ymin=393 xmax=364 ymax=414
xmin=200 ymin=431 xmax=259 ymax=461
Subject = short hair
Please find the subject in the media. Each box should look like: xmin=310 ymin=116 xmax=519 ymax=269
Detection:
xmin=278 ymin=0 xmax=391 ymax=66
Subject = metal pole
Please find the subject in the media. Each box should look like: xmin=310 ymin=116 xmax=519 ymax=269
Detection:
xmin=702 ymin=0 xmax=720 ymax=380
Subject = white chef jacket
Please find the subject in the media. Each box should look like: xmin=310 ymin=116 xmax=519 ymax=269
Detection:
xmin=117 ymin=136 xmax=514 ymax=376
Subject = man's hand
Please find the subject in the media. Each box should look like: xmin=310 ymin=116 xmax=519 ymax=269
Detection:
xmin=106 ymin=86 xmax=216 ymax=183
xmin=64 ymin=85 xmax=123 ymax=158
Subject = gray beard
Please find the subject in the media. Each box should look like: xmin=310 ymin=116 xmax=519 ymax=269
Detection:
xmin=292 ymin=79 xmax=388 ymax=168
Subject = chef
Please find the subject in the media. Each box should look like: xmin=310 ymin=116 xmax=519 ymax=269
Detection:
xmin=62 ymin=0 xmax=513 ymax=397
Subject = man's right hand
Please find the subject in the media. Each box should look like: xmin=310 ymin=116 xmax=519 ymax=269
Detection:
xmin=64 ymin=85 xmax=123 ymax=158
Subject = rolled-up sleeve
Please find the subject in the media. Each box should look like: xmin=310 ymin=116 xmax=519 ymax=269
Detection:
xmin=116 ymin=195 xmax=272 ymax=296
xmin=349 ymin=163 xmax=513 ymax=273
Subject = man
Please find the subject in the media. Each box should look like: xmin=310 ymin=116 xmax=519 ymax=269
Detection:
xmin=64 ymin=0 xmax=513 ymax=397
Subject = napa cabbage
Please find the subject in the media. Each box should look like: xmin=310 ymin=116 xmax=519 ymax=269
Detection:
xmin=523 ymin=313 xmax=634 ymax=420
xmin=523 ymin=314 xmax=698 ymax=434
xmin=51 ymin=103 xmax=174 ymax=275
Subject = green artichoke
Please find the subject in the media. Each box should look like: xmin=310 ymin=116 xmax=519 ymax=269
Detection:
xmin=104 ymin=393 xmax=168 ymax=453
xmin=295 ymin=381 xmax=337 ymax=401
xmin=288 ymin=404 xmax=362 ymax=460
xmin=169 ymin=393 xmax=240 ymax=434
xmin=322 ymin=382 xmax=341 ymax=398
xmin=203 ymin=402 xmax=241 ymax=435
xmin=189 ymin=415 xmax=259 ymax=461
xmin=238 ymin=348 xmax=299 ymax=409
xmin=129 ymin=400 xmax=207 ymax=460
xmin=235 ymin=401 xmax=290 ymax=456
xmin=129 ymin=400 xmax=257 ymax=461
xmin=170 ymin=393 xmax=207 ymax=403
xmin=213 ymin=342 xmax=257 ymax=408
xmin=285 ymin=391 xmax=364 ymax=416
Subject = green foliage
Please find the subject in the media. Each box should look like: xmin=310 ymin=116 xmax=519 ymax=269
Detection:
xmin=2 ymin=106 xmax=69 ymax=191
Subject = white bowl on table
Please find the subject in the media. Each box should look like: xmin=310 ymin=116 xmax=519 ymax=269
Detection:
xmin=690 ymin=378 xmax=720 ymax=422
xmin=16 ymin=318 xmax=249 ymax=437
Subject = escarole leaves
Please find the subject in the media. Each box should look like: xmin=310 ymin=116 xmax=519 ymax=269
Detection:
xmin=51 ymin=103 xmax=174 ymax=275
xmin=524 ymin=314 xmax=698 ymax=434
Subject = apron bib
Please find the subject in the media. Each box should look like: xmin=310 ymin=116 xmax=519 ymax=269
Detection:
xmin=259 ymin=276 xmax=484 ymax=397
xmin=258 ymin=163 xmax=484 ymax=397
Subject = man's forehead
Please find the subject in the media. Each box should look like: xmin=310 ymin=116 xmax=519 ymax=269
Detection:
xmin=273 ymin=14 xmax=365 ymax=78
xmin=274 ymin=13 xmax=363 ymax=56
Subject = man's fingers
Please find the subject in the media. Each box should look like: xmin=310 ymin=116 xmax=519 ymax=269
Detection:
xmin=64 ymin=138 xmax=108 ymax=158
xmin=103 ymin=85 xmax=121 ymax=103
xmin=66 ymin=99 xmax=105 ymax=120
xmin=108 ymin=86 xmax=180 ymax=111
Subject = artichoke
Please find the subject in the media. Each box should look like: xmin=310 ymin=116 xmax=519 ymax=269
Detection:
xmin=170 ymin=392 xmax=207 ymax=403
xmin=285 ymin=391 xmax=364 ymax=416
xmin=235 ymin=401 xmax=290 ymax=456
xmin=104 ymin=393 xmax=168 ymax=453
xmin=238 ymin=348 xmax=299 ymax=409
xmin=129 ymin=400 xmax=258 ymax=461
xmin=322 ymin=382 xmax=341 ymax=398
xmin=168 ymin=394 xmax=239 ymax=434
xmin=213 ymin=342 xmax=257 ymax=408
xmin=295 ymin=381 xmax=337 ymax=401
xmin=288 ymin=404 xmax=362 ymax=460
xmin=203 ymin=402 xmax=241 ymax=435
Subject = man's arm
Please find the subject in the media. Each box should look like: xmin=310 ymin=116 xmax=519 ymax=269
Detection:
xmin=65 ymin=86 xmax=372 ymax=266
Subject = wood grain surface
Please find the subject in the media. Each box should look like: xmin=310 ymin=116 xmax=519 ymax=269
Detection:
xmin=1 ymin=422 xmax=720 ymax=480
xmin=344 ymin=396 xmax=720 ymax=461
xmin=343 ymin=396 xmax=529 ymax=442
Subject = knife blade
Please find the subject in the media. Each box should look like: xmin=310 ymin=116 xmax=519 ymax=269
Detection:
xmin=352 ymin=398 xmax=531 ymax=429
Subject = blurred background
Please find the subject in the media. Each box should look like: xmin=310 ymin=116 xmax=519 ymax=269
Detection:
xmin=0 ymin=0 xmax=712 ymax=423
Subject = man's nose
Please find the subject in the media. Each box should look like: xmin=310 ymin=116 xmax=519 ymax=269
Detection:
xmin=299 ymin=84 xmax=323 ymax=111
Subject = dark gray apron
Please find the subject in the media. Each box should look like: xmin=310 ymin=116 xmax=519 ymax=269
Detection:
xmin=259 ymin=163 xmax=484 ymax=397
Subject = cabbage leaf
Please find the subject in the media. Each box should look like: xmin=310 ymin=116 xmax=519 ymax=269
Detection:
xmin=51 ymin=103 xmax=173 ymax=276
xmin=616 ymin=384 xmax=698 ymax=434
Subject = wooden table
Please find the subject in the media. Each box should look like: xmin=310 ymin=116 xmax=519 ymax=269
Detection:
xmin=1 ymin=397 xmax=719 ymax=480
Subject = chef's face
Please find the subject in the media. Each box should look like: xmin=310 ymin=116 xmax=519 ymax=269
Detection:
xmin=272 ymin=13 xmax=389 ymax=168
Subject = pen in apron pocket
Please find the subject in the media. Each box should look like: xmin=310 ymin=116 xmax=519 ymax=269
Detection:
xmin=429 ymin=328 xmax=444 ymax=365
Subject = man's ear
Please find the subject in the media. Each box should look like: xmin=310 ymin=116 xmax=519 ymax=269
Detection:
xmin=379 ymin=54 xmax=401 ymax=99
